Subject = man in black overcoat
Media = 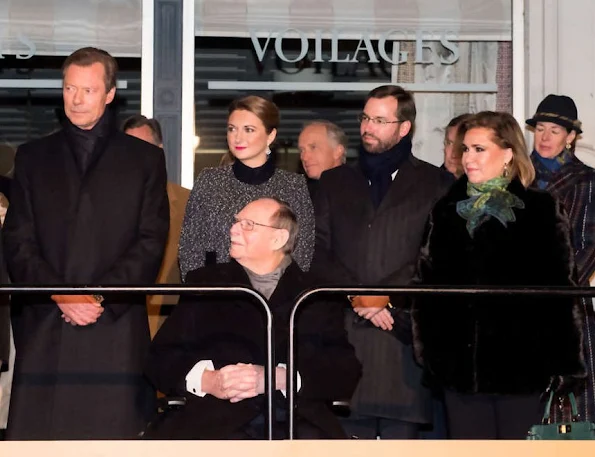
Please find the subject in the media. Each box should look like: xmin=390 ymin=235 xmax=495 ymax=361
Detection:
xmin=2 ymin=47 xmax=169 ymax=440
xmin=145 ymin=197 xmax=361 ymax=439
xmin=312 ymin=85 xmax=452 ymax=438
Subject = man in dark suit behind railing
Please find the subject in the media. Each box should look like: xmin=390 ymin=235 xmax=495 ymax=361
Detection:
xmin=311 ymin=85 xmax=452 ymax=439
xmin=3 ymin=47 xmax=169 ymax=440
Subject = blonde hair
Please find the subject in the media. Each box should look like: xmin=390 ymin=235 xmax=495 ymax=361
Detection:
xmin=456 ymin=111 xmax=535 ymax=187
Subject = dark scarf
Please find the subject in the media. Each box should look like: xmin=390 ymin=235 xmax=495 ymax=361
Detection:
xmin=359 ymin=135 xmax=412 ymax=208
xmin=63 ymin=109 xmax=114 ymax=174
xmin=456 ymin=176 xmax=525 ymax=237
xmin=531 ymin=148 xmax=574 ymax=189
xmin=232 ymin=156 xmax=275 ymax=185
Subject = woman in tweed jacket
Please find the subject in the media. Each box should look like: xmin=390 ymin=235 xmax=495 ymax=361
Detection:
xmin=178 ymin=96 xmax=314 ymax=280
xmin=527 ymin=94 xmax=595 ymax=421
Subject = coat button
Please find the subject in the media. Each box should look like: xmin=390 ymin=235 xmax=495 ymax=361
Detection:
xmin=368 ymin=224 xmax=372 ymax=228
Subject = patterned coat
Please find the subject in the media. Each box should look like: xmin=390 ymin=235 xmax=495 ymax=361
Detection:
xmin=532 ymin=153 xmax=595 ymax=421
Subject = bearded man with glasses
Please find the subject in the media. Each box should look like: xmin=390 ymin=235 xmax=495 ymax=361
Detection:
xmin=311 ymin=85 xmax=452 ymax=439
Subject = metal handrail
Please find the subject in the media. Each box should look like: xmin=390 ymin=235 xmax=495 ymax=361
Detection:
xmin=287 ymin=285 xmax=595 ymax=439
xmin=0 ymin=285 xmax=276 ymax=440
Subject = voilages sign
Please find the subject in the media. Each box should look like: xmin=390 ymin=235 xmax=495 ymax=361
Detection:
xmin=249 ymin=28 xmax=460 ymax=66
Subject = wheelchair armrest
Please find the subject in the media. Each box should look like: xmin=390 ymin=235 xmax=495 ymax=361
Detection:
xmin=157 ymin=396 xmax=187 ymax=413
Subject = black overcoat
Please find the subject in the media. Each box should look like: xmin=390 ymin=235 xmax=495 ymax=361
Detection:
xmin=312 ymin=154 xmax=451 ymax=423
xmin=412 ymin=177 xmax=585 ymax=395
xmin=2 ymin=125 xmax=169 ymax=439
xmin=144 ymin=260 xmax=362 ymax=439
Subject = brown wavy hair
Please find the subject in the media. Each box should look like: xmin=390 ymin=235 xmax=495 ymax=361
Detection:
xmin=456 ymin=111 xmax=535 ymax=187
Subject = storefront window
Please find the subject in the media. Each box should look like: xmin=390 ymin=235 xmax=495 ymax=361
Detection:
xmin=193 ymin=0 xmax=513 ymax=178
xmin=0 ymin=56 xmax=142 ymax=149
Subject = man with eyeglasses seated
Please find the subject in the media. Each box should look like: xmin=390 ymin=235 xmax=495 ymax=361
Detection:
xmin=144 ymin=197 xmax=362 ymax=439
xmin=311 ymin=85 xmax=451 ymax=439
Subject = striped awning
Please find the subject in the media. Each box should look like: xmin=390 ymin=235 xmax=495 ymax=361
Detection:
xmin=195 ymin=0 xmax=512 ymax=41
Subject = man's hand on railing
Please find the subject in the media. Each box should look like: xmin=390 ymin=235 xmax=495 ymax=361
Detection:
xmin=51 ymin=294 xmax=104 ymax=326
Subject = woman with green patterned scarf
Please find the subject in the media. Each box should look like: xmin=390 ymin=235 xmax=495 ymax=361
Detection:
xmin=411 ymin=111 xmax=585 ymax=439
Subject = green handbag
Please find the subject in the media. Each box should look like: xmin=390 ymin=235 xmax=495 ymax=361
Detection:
xmin=527 ymin=391 xmax=595 ymax=440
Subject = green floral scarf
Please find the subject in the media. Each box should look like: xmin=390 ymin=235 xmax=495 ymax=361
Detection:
xmin=456 ymin=177 xmax=525 ymax=237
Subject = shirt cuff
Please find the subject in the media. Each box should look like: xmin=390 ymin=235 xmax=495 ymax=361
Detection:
xmin=277 ymin=363 xmax=301 ymax=398
xmin=185 ymin=360 xmax=214 ymax=397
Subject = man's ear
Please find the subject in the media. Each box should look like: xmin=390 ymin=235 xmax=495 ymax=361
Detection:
xmin=333 ymin=145 xmax=345 ymax=163
xmin=398 ymin=120 xmax=412 ymax=138
xmin=273 ymin=228 xmax=290 ymax=252
xmin=105 ymin=86 xmax=116 ymax=105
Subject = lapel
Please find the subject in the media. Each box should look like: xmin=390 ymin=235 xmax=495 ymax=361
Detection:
xmin=374 ymin=154 xmax=420 ymax=216
xmin=217 ymin=260 xmax=303 ymax=318
xmin=267 ymin=261 xmax=302 ymax=312
xmin=46 ymin=131 xmax=83 ymax=207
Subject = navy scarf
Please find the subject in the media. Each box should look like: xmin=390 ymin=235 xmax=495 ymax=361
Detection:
xmin=359 ymin=135 xmax=412 ymax=208
xmin=531 ymin=148 xmax=574 ymax=189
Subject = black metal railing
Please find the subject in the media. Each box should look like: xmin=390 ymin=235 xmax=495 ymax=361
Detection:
xmin=0 ymin=285 xmax=276 ymax=440
xmin=287 ymin=285 xmax=595 ymax=439
xmin=3 ymin=284 xmax=595 ymax=441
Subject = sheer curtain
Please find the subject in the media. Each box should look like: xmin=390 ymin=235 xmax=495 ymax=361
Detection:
xmin=409 ymin=41 xmax=499 ymax=166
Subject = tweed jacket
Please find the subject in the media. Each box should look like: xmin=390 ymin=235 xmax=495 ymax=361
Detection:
xmin=178 ymin=165 xmax=314 ymax=281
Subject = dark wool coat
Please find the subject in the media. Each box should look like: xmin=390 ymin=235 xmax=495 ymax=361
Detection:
xmin=144 ymin=260 xmax=362 ymax=439
xmin=3 ymin=125 xmax=169 ymax=439
xmin=312 ymin=154 xmax=452 ymax=423
xmin=412 ymin=177 xmax=585 ymax=395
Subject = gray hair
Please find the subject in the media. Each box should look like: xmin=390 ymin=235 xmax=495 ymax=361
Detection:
xmin=302 ymin=120 xmax=348 ymax=163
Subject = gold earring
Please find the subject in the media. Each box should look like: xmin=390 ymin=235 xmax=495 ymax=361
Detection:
xmin=503 ymin=162 xmax=510 ymax=178
xmin=566 ymin=143 xmax=572 ymax=150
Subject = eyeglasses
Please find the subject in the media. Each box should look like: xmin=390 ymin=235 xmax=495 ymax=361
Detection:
xmin=357 ymin=113 xmax=403 ymax=126
xmin=233 ymin=217 xmax=281 ymax=231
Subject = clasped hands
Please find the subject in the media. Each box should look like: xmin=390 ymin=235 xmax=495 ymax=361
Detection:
xmin=202 ymin=363 xmax=287 ymax=403
xmin=51 ymin=294 xmax=104 ymax=326
xmin=351 ymin=295 xmax=394 ymax=331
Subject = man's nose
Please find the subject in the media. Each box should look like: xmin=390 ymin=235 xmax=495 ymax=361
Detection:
xmin=230 ymin=220 xmax=241 ymax=234
xmin=72 ymin=90 xmax=83 ymax=104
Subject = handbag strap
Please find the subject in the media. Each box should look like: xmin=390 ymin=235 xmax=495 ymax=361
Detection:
xmin=542 ymin=390 xmax=580 ymax=424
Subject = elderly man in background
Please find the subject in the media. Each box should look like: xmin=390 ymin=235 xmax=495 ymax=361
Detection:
xmin=298 ymin=120 xmax=347 ymax=200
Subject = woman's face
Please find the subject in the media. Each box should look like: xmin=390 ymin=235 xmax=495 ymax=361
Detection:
xmin=462 ymin=127 xmax=513 ymax=184
xmin=227 ymin=109 xmax=276 ymax=168
xmin=533 ymin=121 xmax=576 ymax=159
